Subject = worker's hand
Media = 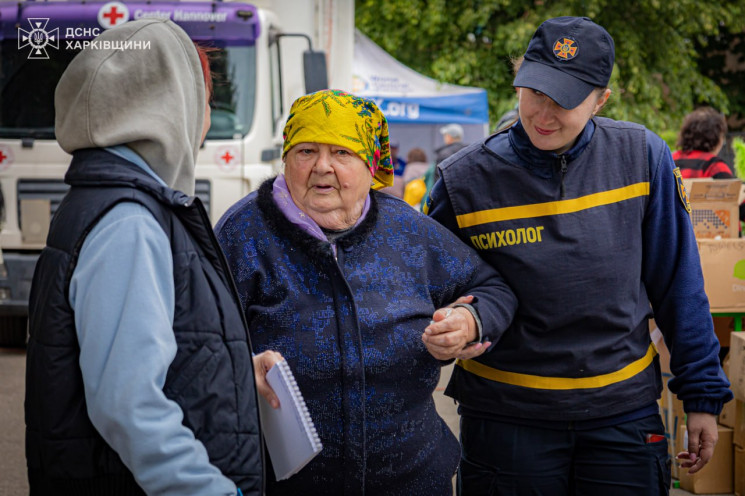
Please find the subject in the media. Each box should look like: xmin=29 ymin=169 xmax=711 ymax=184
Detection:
xmin=676 ymin=412 xmax=719 ymax=474
xmin=450 ymin=295 xmax=492 ymax=360
xmin=422 ymin=298 xmax=490 ymax=361
xmin=252 ymin=350 xmax=285 ymax=409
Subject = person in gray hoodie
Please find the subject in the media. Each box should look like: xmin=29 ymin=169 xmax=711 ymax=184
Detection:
xmin=25 ymin=19 xmax=274 ymax=496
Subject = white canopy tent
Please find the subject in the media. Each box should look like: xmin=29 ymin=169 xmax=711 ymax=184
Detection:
xmin=352 ymin=29 xmax=489 ymax=165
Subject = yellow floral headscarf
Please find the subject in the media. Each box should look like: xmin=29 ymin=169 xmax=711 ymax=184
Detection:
xmin=282 ymin=89 xmax=393 ymax=189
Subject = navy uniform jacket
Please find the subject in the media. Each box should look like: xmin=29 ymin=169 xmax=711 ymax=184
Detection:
xmin=427 ymin=117 xmax=732 ymax=422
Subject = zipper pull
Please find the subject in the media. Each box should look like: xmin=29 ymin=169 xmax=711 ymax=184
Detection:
xmin=559 ymin=155 xmax=568 ymax=198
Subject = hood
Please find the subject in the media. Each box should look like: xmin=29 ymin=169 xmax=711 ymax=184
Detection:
xmin=55 ymin=19 xmax=205 ymax=195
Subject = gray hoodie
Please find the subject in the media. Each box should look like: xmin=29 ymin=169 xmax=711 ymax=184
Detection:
xmin=55 ymin=19 xmax=205 ymax=195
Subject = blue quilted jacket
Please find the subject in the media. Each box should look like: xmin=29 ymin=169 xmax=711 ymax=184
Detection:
xmin=216 ymin=179 xmax=517 ymax=496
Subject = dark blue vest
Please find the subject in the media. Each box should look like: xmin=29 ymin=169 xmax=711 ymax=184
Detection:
xmin=442 ymin=118 xmax=660 ymax=421
xmin=25 ymin=149 xmax=263 ymax=495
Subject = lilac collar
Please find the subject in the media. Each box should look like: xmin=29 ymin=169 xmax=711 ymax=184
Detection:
xmin=272 ymin=174 xmax=370 ymax=251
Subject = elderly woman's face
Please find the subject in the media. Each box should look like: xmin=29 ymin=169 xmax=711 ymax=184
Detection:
xmin=284 ymin=142 xmax=371 ymax=230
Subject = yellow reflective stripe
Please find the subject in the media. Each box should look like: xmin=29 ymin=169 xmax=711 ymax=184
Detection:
xmin=456 ymin=343 xmax=657 ymax=390
xmin=456 ymin=182 xmax=650 ymax=229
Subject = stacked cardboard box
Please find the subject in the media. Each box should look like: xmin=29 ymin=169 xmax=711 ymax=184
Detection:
xmin=661 ymin=178 xmax=743 ymax=492
xmin=653 ymin=323 xmax=739 ymax=492
xmin=677 ymin=424 xmax=734 ymax=494
xmin=652 ymin=323 xmax=685 ymax=479
xmin=683 ymin=178 xmax=741 ymax=239
xmin=684 ymin=178 xmax=745 ymax=315
xmin=697 ymin=239 xmax=745 ymax=313
xmin=729 ymin=332 xmax=745 ymax=495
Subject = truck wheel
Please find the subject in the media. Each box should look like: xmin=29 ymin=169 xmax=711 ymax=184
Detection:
xmin=0 ymin=316 xmax=28 ymax=348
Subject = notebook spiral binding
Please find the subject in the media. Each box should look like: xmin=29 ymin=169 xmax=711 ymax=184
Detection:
xmin=280 ymin=361 xmax=322 ymax=450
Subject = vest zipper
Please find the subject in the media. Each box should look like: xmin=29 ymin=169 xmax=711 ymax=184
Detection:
xmin=559 ymin=154 xmax=568 ymax=198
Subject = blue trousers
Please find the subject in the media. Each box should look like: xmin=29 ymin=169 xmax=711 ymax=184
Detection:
xmin=457 ymin=414 xmax=671 ymax=496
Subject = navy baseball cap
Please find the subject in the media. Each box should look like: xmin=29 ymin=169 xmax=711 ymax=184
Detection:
xmin=513 ymin=16 xmax=614 ymax=109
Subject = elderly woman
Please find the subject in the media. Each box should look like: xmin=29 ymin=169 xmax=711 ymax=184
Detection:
xmin=215 ymin=89 xmax=517 ymax=496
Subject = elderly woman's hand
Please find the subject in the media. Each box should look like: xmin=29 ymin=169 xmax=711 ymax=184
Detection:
xmin=252 ymin=350 xmax=285 ymax=409
xmin=422 ymin=305 xmax=491 ymax=361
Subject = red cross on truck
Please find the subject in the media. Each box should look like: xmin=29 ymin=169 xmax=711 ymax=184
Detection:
xmin=97 ymin=2 xmax=130 ymax=29
xmin=103 ymin=6 xmax=124 ymax=25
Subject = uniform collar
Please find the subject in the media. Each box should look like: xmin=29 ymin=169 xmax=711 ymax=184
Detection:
xmin=508 ymin=119 xmax=595 ymax=169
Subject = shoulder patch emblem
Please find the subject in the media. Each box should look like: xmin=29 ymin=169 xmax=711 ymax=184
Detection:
xmin=673 ymin=167 xmax=691 ymax=213
xmin=553 ymin=37 xmax=578 ymax=60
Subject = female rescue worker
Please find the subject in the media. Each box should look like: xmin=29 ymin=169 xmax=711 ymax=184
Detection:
xmin=424 ymin=16 xmax=732 ymax=496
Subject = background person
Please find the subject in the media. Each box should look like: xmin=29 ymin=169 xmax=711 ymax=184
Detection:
xmin=378 ymin=140 xmax=407 ymax=198
xmin=401 ymin=148 xmax=430 ymax=192
xmin=673 ymin=106 xmax=745 ymax=227
xmin=426 ymin=16 xmax=732 ymax=495
xmin=215 ymin=89 xmax=517 ymax=496
xmin=435 ymin=123 xmax=468 ymax=165
xmin=673 ymin=106 xmax=736 ymax=179
xmin=401 ymin=148 xmax=434 ymax=210
xmin=25 ymin=19 xmax=267 ymax=495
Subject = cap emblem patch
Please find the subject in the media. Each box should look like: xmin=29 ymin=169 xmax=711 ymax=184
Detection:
xmin=553 ymin=37 xmax=578 ymax=60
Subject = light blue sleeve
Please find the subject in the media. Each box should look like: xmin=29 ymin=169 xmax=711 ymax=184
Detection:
xmin=69 ymin=202 xmax=237 ymax=496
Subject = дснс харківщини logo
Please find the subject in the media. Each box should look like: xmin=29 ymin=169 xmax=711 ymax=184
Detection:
xmin=18 ymin=18 xmax=59 ymax=59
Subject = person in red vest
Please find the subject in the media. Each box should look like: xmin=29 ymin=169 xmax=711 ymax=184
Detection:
xmin=673 ymin=106 xmax=734 ymax=178
xmin=673 ymin=106 xmax=745 ymax=225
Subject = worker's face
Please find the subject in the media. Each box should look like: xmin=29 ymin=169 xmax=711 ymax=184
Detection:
xmin=517 ymin=87 xmax=610 ymax=154
xmin=284 ymin=142 xmax=370 ymax=230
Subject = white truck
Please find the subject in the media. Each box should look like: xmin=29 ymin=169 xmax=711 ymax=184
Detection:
xmin=0 ymin=0 xmax=355 ymax=345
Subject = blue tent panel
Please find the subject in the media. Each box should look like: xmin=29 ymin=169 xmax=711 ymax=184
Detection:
xmin=370 ymin=92 xmax=489 ymax=124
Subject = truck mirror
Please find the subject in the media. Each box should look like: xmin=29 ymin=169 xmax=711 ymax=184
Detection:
xmin=303 ymin=50 xmax=328 ymax=93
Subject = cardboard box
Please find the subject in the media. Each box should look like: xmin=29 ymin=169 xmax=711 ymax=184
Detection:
xmin=735 ymin=400 xmax=745 ymax=448
xmin=684 ymin=178 xmax=741 ymax=238
xmin=721 ymin=398 xmax=737 ymax=429
xmin=697 ymin=239 xmax=745 ymax=311
xmin=660 ymin=372 xmax=685 ymax=478
xmin=678 ymin=424 xmax=734 ymax=494
xmin=650 ymin=320 xmax=670 ymax=374
xmin=736 ymin=444 xmax=745 ymax=496
xmin=731 ymin=333 xmax=745 ymax=403
xmin=721 ymin=354 xmax=737 ymax=429
xmin=652 ymin=322 xmax=686 ymax=477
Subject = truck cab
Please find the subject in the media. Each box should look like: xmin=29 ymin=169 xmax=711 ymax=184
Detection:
xmin=0 ymin=0 xmax=353 ymax=345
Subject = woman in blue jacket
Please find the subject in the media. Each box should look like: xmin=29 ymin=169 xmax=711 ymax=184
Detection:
xmin=216 ymin=89 xmax=517 ymax=495
xmin=425 ymin=16 xmax=732 ymax=496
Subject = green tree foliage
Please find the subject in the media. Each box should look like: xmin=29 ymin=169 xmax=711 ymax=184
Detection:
xmin=696 ymin=29 xmax=745 ymax=131
xmin=355 ymin=0 xmax=745 ymax=135
xmin=732 ymin=137 xmax=745 ymax=179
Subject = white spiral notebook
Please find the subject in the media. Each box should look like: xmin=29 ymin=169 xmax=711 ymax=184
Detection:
xmin=258 ymin=359 xmax=323 ymax=481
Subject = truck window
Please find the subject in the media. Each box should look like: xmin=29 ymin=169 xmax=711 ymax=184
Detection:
xmin=205 ymin=45 xmax=257 ymax=140
xmin=0 ymin=40 xmax=80 ymax=139
xmin=0 ymin=41 xmax=256 ymax=140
